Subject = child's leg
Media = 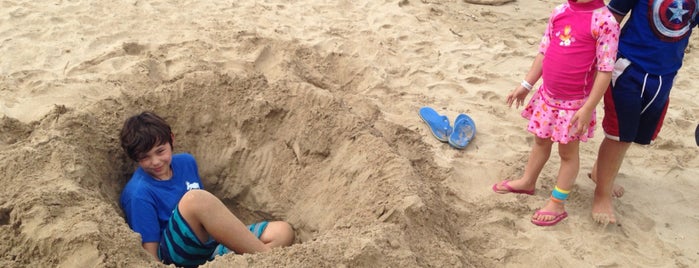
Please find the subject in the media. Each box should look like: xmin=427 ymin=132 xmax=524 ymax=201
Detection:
xmin=493 ymin=136 xmax=553 ymax=193
xmin=532 ymin=140 xmax=579 ymax=224
xmin=591 ymin=138 xmax=631 ymax=224
xmin=177 ymin=189 xmax=271 ymax=253
xmin=589 ymin=160 xmax=625 ymax=198
xmin=259 ymin=221 xmax=295 ymax=247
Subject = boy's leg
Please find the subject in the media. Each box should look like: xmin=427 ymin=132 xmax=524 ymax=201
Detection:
xmin=591 ymin=138 xmax=630 ymax=224
xmin=589 ymin=162 xmax=625 ymax=198
xmin=592 ymin=63 xmax=669 ymax=224
xmin=177 ymin=189 xmax=271 ymax=254
xmin=531 ymin=140 xmax=578 ymax=223
xmin=493 ymin=136 xmax=553 ymax=193
xmin=214 ymin=220 xmax=295 ymax=256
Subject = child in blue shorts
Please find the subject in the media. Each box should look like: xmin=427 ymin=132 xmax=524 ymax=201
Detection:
xmin=590 ymin=0 xmax=699 ymax=225
xmin=119 ymin=111 xmax=294 ymax=267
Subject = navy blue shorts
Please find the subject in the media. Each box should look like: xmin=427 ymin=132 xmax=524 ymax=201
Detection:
xmin=158 ymin=207 xmax=268 ymax=267
xmin=602 ymin=58 xmax=673 ymax=145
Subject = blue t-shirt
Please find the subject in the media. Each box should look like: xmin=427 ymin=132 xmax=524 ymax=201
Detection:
xmin=608 ymin=0 xmax=699 ymax=75
xmin=120 ymin=153 xmax=203 ymax=243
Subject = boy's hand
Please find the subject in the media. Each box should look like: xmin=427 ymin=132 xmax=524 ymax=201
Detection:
xmin=506 ymin=86 xmax=530 ymax=109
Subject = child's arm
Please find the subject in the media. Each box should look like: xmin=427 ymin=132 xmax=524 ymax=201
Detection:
xmin=508 ymin=5 xmax=557 ymax=109
xmin=507 ymin=53 xmax=543 ymax=108
xmin=142 ymin=242 xmax=159 ymax=260
xmin=607 ymin=0 xmax=633 ymax=24
xmin=571 ymin=6 xmax=620 ymax=135
xmin=122 ymin=196 xmax=162 ymax=261
xmin=571 ymin=70 xmax=611 ymax=135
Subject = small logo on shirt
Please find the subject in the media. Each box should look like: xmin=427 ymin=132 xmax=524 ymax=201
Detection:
xmin=186 ymin=181 xmax=201 ymax=191
xmin=557 ymin=25 xmax=574 ymax=46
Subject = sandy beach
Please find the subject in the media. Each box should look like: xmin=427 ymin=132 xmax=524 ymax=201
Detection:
xmin=1 ymin=0 xmax=698 ymax=267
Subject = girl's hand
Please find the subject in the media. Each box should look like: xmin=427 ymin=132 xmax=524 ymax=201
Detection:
xmin=506 ymin=86 xmax=529 ymax=108
xmin=570 ymin=107 xmax=593 ymax=135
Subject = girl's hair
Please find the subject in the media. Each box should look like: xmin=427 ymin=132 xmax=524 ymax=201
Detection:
xmin=120 ymin=111 xmax=173 ymax=161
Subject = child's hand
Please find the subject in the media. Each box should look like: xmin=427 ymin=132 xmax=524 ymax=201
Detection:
xmin=506 ymin=86 xmax=529 ymax=109
xmin=570 ymin=107 xmax=593 ymax=135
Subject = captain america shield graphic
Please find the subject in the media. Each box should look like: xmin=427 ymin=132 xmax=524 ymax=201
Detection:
xmin=650 ymin=0 xmax=698 ymax=41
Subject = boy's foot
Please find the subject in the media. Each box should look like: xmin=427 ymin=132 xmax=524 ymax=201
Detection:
xmin=587 ymin=173 xmax=624 ymax=198
xmin=492 ymin=180 xmax=535 ymax=195
xmin=591 ymin=191 xmax=617 ymax=226
xmin=531 ymin=199 xmax=567 ymax=226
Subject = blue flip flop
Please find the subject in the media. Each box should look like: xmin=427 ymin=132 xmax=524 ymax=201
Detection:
xmin=419 ymin=106 xmax=452 ymax=142
xmin=449 ymin=114 xmax=476 ymax=149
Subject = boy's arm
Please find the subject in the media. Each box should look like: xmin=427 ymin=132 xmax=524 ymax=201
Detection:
xmin=143 ymin=242 xmax=159 ymax=260
xmin=122 ymin=195 xmax=162 ymax=260
xmin=607 ymin=0 xmax=637 ymax=24
xmin=612 ymin=12 xmax=625 ymax=24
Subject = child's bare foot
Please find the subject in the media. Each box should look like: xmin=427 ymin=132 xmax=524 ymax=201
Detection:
xmin=492 ymin=179 xmax=535 ymax=195
xmin=587 ymin=173 xmax=624 ymax=198
xmin=531 ymin=199 xmax=567 ymax=226
xmin=591 ymin=190 xmax=617 ymax=226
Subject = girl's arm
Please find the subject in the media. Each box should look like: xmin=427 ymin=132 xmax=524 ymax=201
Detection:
xmin=507 ymin=53 xmax=543 ymax=108
xmin=571 ymin=6 xmax=620 ymax=135
xmin=571 ymin=71 xmax=611 ymax=135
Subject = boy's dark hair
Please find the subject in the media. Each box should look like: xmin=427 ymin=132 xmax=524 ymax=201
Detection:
xmin=120 ymin=111 xmax=173 ymax=161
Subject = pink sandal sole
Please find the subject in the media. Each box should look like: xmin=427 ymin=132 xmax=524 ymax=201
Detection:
xmin=531 ymin=210 xmax=568 ymax=226
xmin=492 ymin=180 xmax=535 ymax=195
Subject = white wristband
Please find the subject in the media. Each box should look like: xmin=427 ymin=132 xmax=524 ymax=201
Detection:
xmin=521 ymin=80 xmax=533 ymax=91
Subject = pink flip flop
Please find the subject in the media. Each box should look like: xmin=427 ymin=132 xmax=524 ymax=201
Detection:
xmin=531 ymin=210 xmax=568 ymax=226
xmin=492 ymin=180 xmax=535 ymax=195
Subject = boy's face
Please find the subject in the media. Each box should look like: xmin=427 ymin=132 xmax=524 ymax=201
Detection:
xmin=137 ymin=142 xmax=174 ymax=180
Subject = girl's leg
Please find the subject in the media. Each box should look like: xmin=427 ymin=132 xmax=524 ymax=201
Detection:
xmin=494 ymin=136 xmax=553 ymax=193
xmin=532 ymin=140 xmax=579 ymax=223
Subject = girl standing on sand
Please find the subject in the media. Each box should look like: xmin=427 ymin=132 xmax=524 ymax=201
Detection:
xmin=492 ymin=0 xmax=619 ymax=226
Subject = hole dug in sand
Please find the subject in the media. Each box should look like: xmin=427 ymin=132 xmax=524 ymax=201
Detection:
xmin=0 ymin=45 xmax=478 ymax=267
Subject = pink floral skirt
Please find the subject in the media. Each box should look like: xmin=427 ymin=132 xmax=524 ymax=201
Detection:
xmin=521 ymin=88 xmax=595 ymax=144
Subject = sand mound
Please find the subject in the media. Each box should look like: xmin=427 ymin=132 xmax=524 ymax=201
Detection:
xmin=2 ymin=0 xmax=699 ymax=267
xmin=0 ymin=37 xmax=483 ymax=267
